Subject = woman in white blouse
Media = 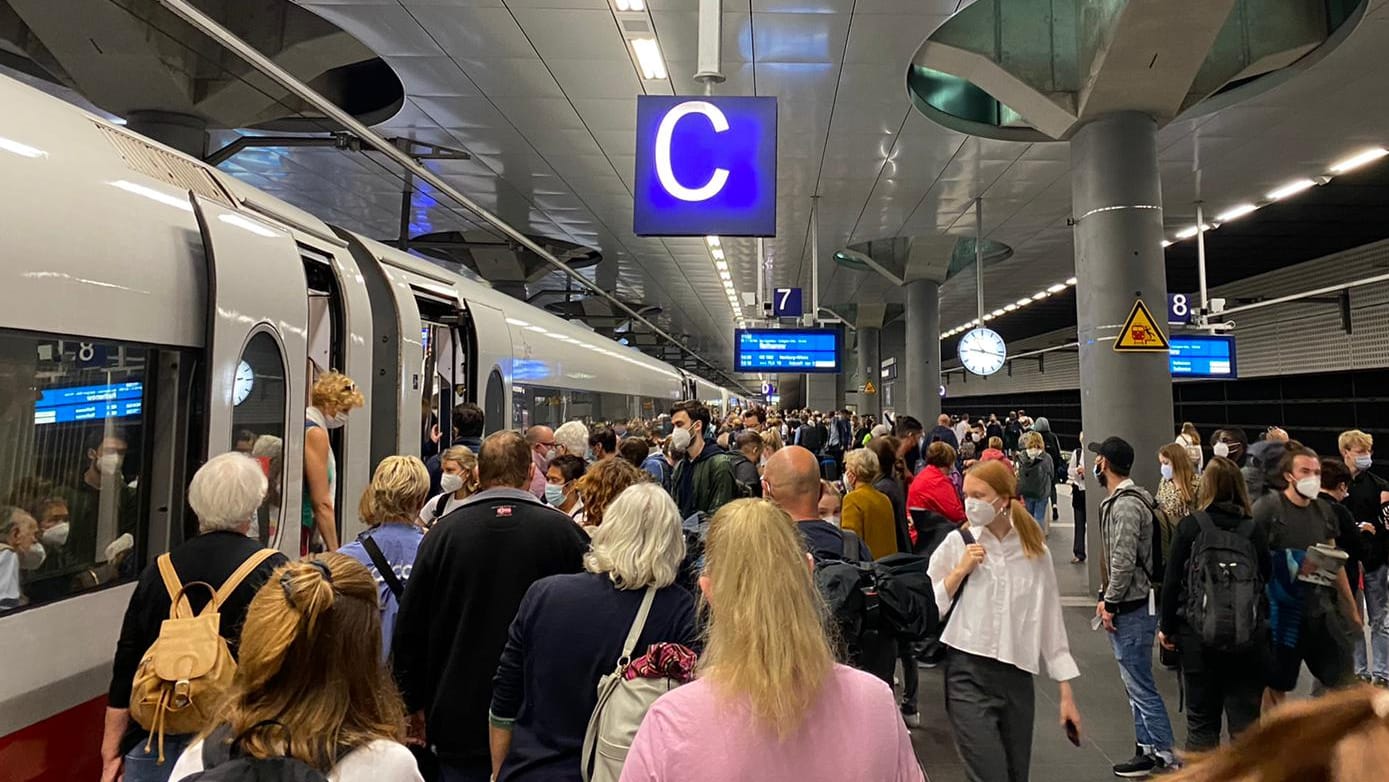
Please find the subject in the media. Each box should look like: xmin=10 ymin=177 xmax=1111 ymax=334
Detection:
xmin=927 ymin=459 xmax=1082 ymax=782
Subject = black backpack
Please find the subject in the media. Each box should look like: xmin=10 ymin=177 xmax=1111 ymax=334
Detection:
xmin=1184 ymin=512 xmax=1266 ymax=650
xmin=187 ymin=724 xmax=329 ymax=782
xmin=813 ymin=532 xmax=938 ymax=652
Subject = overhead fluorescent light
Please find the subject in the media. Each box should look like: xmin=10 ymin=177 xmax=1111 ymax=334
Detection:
xmin=991 ymin=309 xmax=1006 ymax=317
xmin=706 ymin=236 xmax=720 ymax=248
xmin=1016 ymin=298 xmax=1032 ymax=307
xmin=1003 ymin=304 xmax=1018 ymax=312
xmin=614 ymin=0 xmax=645 ymax=10
xmin=1032 ymin=291 xmax=1049 ymax=301
xmin=711 ymin=248 xmax=725 ymax=260
xmin=719 ymin=270 xmax=731 ymax=281
xmin=111 ymin=179 xmax=193 ymax=212
xmin=982 ymin=313 xmax=995 ymax=321
xmin=1065 ymin=277 xmax=1077 ymax=285
xmin=1161 ymin=240 xmax=1172 ymax=248
xmin=1266 ymin=178 xmax=1316 ymax=201
xmin=1047 ymin=283 xmax=1066 ymax=293
xmin=0 ymin=136 xmax=47 ymax=158
xmin=1216 ymin=203 xmax=1257 ymax=222
xmin=1174 ymin=224 xmax=1208 ymax=239
xmin=714 ymin=260 xmax=728 ymax=271
xmin=631 ymin=38 xmax=667 ymax=80
xmin=1329 ymin=147 xmax=1388 ymax=173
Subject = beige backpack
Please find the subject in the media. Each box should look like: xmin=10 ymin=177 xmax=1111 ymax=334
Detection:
xmin=129 ymin=549 xmax=277 ymax=762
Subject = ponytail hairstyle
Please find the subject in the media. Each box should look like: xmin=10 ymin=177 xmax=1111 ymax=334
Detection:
xmin=964 ymin=460 xmax=1046 ymax=559
xmin=1169 ymin=685 xmax=1389 ymax=782
xmin=213 ymin=554 xmax=404 ymax=771
xmin=698 ymin=499 xmax=836 ymax=738
xmin=357 ymin=455 xmax=430 ymax=526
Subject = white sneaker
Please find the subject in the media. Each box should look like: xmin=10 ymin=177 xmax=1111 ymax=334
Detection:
xmin=903 ymin=711 xmax=921 ymax=729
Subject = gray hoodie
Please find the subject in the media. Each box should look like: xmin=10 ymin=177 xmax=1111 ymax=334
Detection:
xmin=1099 ymin=480 xmax=1156 ymax=613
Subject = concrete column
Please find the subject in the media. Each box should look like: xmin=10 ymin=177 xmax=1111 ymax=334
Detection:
xmin=859 ymin=327 xmax=881 ymax=417
xmin=124 ymin=111 xmax=208 ymax=158
xmin=903 ymin=279 xmax=941 ymax=426
xmin=806 ymin=373 xmax=837 ymax=412
xmin=1071 ymin=111 xmax=1175 ymax=590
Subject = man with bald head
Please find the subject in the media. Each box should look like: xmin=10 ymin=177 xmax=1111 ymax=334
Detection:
xmin=525 ymin=425 xmax=555 ymax=499
xmin=929 ymin=413 xmax=958 ymax=451
xmin=762 ymin=446 xmax=869 ymax=561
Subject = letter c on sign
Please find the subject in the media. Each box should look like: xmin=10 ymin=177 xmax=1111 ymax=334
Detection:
xmin=654 ymin=101 xmax=730 ymax=202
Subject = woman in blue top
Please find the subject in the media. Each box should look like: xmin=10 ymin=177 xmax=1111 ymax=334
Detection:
xmin=489 ymin=483 xmax=699 ymax=781
xmin=340 ymin=455 xmax=427 ymax=660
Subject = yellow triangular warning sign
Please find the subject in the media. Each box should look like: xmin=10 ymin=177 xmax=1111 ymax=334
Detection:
xmin=1114 ymin=299 xmax=1170 ymax=353
xmin=863 ymin=381 xmax=877 ymax=395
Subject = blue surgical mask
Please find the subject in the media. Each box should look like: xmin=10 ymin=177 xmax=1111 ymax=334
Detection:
xmin=545 ymin=483 xmax=567 ymax=506
xmin=1356 ymin=454 xmax=1374 ymax=471
xmin=1160 ymin=463 xmax=1174 ymax=481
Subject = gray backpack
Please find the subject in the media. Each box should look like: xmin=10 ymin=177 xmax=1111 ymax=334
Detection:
xmin=581 ymin=587 xmax=681 ymax=782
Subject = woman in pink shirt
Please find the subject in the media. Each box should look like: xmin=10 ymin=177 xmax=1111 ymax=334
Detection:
xmin=619 ymin=499 xmax=926 ymax=782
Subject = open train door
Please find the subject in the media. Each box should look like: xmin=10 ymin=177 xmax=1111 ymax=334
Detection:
xmin=191 ymin=196 xmax=308 ymax=557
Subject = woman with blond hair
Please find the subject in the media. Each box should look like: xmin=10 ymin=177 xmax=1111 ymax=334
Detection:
xmin=168 ymin=555 xmax=421 ymax=781
xmin=574 ymin=456 xmax=644 ymax=529
xmin=841 ymin=448 xmax=899 ymax=558
xmin=303 ymin=371 xmax=366 ymax=553
xmin=489 ymin=484 xmax=698 ymax=780
xmin=1157 ymin=441 xmax=1202 ymax=524
xmin=927 ymin=460 xmax=1081 ymax=782
xmin=419 ymin=445 xmax=479 ymax=527
xmin=620 ymin=499 xmax=923 ymax=781
xmin=759 ymin=427 xmax=784 ymax=460
xmin=340 ymin=455 xmax=429 ymax=660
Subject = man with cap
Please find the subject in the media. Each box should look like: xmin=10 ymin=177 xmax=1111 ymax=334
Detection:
xmin=1092 ymin=435 xmax=1178 ymax=777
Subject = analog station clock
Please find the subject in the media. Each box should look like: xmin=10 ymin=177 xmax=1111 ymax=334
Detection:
xmin=958 ymin=327 xmax=1007 ymax=376
xmin=233 ymin=360 xmax=255 ymax=406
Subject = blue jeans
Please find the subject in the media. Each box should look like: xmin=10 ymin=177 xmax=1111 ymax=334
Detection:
xmin=1355 ymin=566 xmax=1389 ymax=679
xmin=1109 ymin=609 xmax=1176 ymax=760
xmin=1024 ymin=497 xmax=1048 ymax=533
xmin=123 ymin=732 xmax=193 ymax=782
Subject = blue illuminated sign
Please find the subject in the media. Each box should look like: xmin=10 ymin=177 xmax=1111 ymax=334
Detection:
xmin=634 ymin=96 xmax=777 ymax=237
xmin=736 ymin=328 xmax=840 ymax=373
xmin=34 ymin=381 xmax=143 ymax=425
xmin=1170 ymin=335 xmax=1236 ymax=379
xmin=772 ymin=287 xmax=802 ymax=318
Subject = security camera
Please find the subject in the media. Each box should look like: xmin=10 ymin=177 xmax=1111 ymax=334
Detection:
xmin=1209 ymin=298 xmax=1226 ymax=314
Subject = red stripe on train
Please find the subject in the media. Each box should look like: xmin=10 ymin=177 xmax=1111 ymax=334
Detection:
xmin=0 ymin=696 xmax=106 ymax=782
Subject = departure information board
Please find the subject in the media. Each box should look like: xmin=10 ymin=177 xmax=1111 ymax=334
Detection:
xmin=735 ymin=329 xmax=840 ymax=373
xmin=34 ymin=381 xmax=143 ymax=425
xmin=1169 ymin=335 xmax=1236 ymax=378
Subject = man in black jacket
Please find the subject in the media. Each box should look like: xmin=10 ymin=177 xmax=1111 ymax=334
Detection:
xmin=393 ymin=431 xmax=588 ymax=782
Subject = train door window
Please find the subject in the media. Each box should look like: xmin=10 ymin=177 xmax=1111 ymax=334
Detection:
xmin=484 ymin=368 xmax=505 ymax=433
xmin=303 ymin=252 xmax=346 ymax=533
xmin=415 ymin=293 xmax=472 ymax=456
xmin=0 ymin=332 xmax=152 ymax=612
xmin=229 ymin=332 xmax=287 ymax=547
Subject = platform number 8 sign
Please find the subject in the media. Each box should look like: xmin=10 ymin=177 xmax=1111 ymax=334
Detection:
xmin=1167 ymin=293 xmax=1191 ymax=325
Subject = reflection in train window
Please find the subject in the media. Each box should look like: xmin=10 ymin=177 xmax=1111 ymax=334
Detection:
xmin=231 ymin=332 xmax=287 ymax=547
xmin=0 ymin=333 xmax=147 ymax=612
xmin=511 ymin=384 xmax=673 ymax=431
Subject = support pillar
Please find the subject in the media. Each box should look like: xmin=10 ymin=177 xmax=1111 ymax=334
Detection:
xmin=806 ymin=373 xmax=837 ymax=412
xmin=859 ymin=327 xmax=881 ymax=417
xmin=124 ymin=110 xmax=208 ymax=158
xmin=903 ymin=279 xmax=941 ymax=426
xmin=1071 ymin=111 xmax=1174 ymax=591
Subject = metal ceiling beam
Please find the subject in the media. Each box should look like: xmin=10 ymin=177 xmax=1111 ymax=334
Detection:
xmin=153 ymin=0 xmax=752 ymax=396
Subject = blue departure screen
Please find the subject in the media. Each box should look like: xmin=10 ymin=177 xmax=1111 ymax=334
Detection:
xmin=34 ymin=381 xmax=143 ymax=425
xmin=1169 ymin=335 xmax=1236 ymax=379
xmin=736 ymin=329 xmax=840 ymax=373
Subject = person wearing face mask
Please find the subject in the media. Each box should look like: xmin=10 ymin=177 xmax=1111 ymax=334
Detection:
xmin=1016 ymin=432 xmax=1054 ymax=534
xmin=1157 ymin=443 xmax=1202 ymax=526
xmin=524 ymin=426 xmax=557 ymax=500
xmin=1337 ymin=429 xmax=1389 ymax=687
xmin=926 ymin=460 xmax=1081 ymax=782
xmin=0 ymin=506 xmax=41 ymax=610
xmin=840 ymin=449 xmax=898 ymax=559
xmin=1210 ymin=428 xmax=1247 ymax=465
xmin=418 ymin=446 xmax=480 ymax=527
xmin=668 ymin=401 xmax=738 ymax=520
xmin=818 ymin=480 xmax=843 ymax=526
xmin=303 ymin=371 xmax=366 ymax=554
xmin=1253 ymin=442 xmax=1360 ymax=711
xmin=68 ymin=430 xmax=140 ymax=572
xmin=1092 ymin=436 xmax=1179 ymax=776
xmin=545 ymin=454 xmax=587 ymax=521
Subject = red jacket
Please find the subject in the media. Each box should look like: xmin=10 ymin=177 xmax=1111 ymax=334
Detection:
xmin=907 ymin=465 xmax=966 ymax=524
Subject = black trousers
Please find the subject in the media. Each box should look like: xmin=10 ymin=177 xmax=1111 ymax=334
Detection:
xmin=898 ymin=638 xmax=919 ymax=714
xmin=945 ymin=648 xmax=1035 ymax=782
xmin=1178 ymin=628 xmax=1265 ymax=752
xmin=1071 ymin=488 xmax=1087 ymax=561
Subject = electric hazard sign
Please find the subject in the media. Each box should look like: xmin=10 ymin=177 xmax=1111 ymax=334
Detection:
xmin=1114 ymin=299 xmax=1171 ymax=353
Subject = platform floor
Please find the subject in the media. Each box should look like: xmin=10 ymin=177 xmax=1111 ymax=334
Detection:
xmin=903 ymin=485 xmax=1319 ymax=781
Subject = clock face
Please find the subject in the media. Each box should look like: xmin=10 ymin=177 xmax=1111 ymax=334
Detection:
xmin=233 ymin=360 xmax=255 ymax=406
xmin=958 ymin=328 xmax=1007 ymax=376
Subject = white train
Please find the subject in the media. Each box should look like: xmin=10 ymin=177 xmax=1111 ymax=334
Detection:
xmin=0 ymin=73 xmax=741 ymax=779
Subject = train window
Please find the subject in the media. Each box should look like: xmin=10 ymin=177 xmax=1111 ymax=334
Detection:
xmin=0 ymin=333 xmax=149 ymax=612
xmin=484 ymin=368 xmax=505 ymax=432
xmin=230 ymin=332 xmax=287 ymax=547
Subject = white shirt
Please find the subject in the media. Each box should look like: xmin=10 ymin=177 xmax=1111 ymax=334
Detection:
xmin=1068 ymin=448 xmax=1086 ymax=488
xmin=927 ymin=524 xmax=1080 ymax=681
xmin=418 ymin=492 xmax=466 ymax=526
xmin=953 ymin=421 xmax=970 ymax=443
xmin=170 ymin=738 xmax=422 ymax=782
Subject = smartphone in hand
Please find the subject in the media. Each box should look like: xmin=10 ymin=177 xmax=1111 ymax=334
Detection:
xmin=1065 ymin=719 xmax=1081 ymax=747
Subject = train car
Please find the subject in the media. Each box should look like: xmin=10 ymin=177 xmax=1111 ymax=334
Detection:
xmin=0 ymin=72 xmax=691 ymax=780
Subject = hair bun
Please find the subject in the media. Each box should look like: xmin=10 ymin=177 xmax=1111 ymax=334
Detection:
xmin=279 ymin=558 xmax=337 ymax=632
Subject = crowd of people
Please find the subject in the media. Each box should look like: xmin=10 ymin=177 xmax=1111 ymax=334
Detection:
xmin=88 ymin=383 xmax=1389 ymax=782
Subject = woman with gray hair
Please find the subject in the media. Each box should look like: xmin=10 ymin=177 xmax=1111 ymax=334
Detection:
xmin=488 ymin=483 xmax=698 ymax=781
xmin=100 ymin=452 xmax=286 ymax=782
